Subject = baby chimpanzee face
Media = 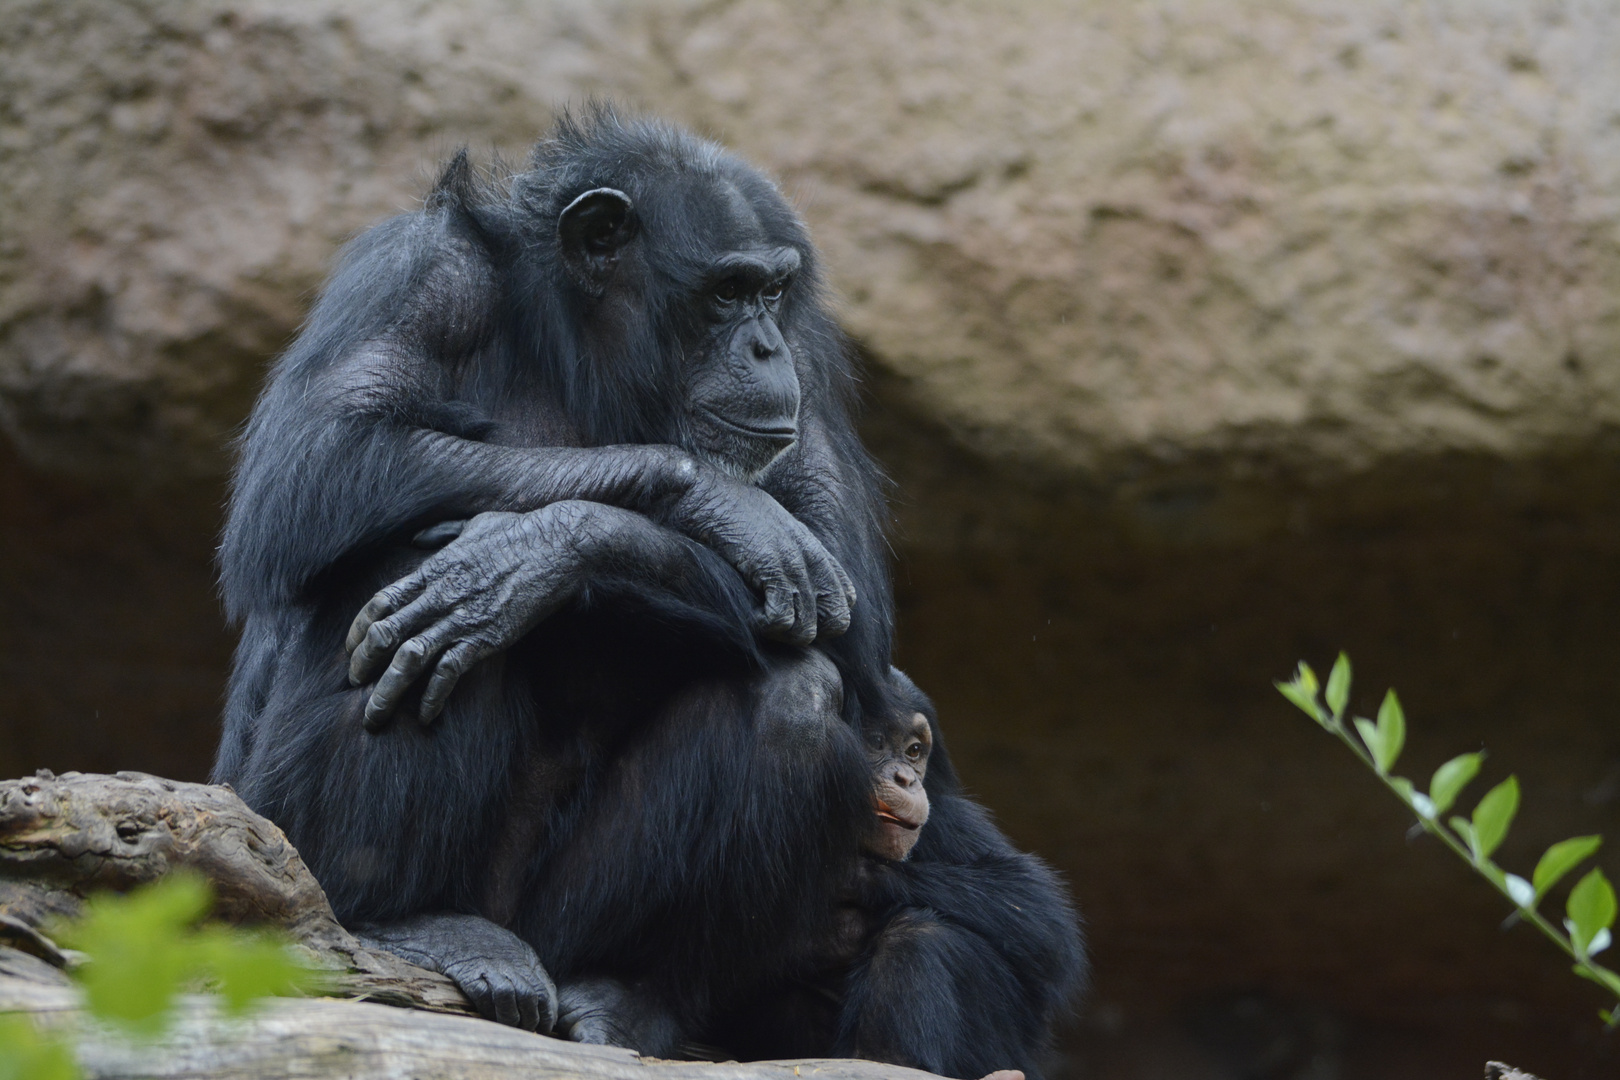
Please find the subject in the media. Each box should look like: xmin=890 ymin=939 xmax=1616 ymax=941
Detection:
xmin=863 ymin=693 xmax=933 ymax=862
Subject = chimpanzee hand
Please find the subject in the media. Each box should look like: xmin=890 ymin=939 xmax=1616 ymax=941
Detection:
xmin=353 ymin=913 xmax=557 ymax=1032
xmin=666 ymin=464 xmax=856 ymax=645
xmin=346 ymin=503 xmax=612 ymax=728
xmin=555 ymin=976 xmax=682 ymax=1057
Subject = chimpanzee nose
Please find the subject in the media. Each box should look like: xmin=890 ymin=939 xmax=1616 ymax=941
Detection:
xmin=891 ymin=767 xmax=913 ymax=788
xmin=752 ymin=317 xmax=785 ymax=361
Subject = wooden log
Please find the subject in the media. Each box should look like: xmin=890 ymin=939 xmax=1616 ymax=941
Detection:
xmin=0 ymin=769 xmax=475 ymax=1014
xmin=1 ymin=975 xmax=943 ymax=1080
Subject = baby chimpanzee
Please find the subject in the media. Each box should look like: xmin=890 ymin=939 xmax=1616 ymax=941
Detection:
xmin=702 ymin=669 xmax=937 ymax=1058
xmin=860 ymin=681 xmax=933 ymax=862
xmin=568 ymin=670 xmax=1084 ymax=1079
xmin=559 ymin=677 xmax=934 ymax=1055
xmin=711 ymin=669 xmax=1082 ymax=1080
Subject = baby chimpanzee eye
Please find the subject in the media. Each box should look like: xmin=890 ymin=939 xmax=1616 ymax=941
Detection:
xmin=905 ymin=741 xmax=924 ymax=761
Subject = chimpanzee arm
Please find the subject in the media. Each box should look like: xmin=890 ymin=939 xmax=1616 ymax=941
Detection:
xmin=219 ymin=207 xmax=850 ymax=643
xmin=343 ymin=502 xmax=754 ymax=727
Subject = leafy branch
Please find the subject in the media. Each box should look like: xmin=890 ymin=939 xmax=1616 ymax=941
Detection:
xmin=0 ymin=873 xmax=315 ymax=1080
xmin=1277 ymin=654 xmax=1620 ymax=1026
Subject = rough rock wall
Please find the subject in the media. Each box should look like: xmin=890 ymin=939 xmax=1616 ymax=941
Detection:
xmin=3 ymin=3 xmax=1620 ymax=1077
xmin=6 ymin=0 xmax=1619 ymax=497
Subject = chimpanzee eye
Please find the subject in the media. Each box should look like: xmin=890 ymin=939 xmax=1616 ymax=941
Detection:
xmin=715 ymin=280 xmax=740 ymax=303
xmin=905 ymin=742 xmax=924 ymax=761
xmin=762 ymin=279 xmax=786 ymax=303
xmin=867 ymin=732 xmax=885 ymax=750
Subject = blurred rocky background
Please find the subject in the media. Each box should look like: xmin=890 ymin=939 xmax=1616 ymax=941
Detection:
xmin=4 ymin=1 xmax=1620 ymax=1076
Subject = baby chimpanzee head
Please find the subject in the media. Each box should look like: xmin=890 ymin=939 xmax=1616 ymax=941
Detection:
xmin=863 ymin=668 xmax=934 ymax=862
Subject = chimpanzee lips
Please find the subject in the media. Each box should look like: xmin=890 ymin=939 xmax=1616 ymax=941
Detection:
xmin=873 ymin=801 xmax=921 ymax=830
xmin=699 ymin=407 xmax=797 ymax=441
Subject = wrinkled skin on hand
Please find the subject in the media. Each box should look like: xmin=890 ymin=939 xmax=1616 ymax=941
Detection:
xmin=663 ymin=464 xmax=855 ymax=646
xmin=353 ymin=912 xmax=557 ymax=1032
xmin=347 ymin=479 xmax=855 ymax=728
xmin=346 ymin=507 xmax=584 ymax=728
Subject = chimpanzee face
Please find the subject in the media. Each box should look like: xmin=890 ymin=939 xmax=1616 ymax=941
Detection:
xmin=865 ymin=707 xmax=932 ymax=862
xmin=555 ymin=183 xmax=804 ymax=481
xmin=681 ymin=245 xmax=802 ymax=479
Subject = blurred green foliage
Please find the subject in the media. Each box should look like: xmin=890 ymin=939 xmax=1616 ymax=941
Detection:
xmin=1279 ymin=654 xmax=1620 ymax=1025
xmin=0 ymin=873 xmax=314 ymax=1077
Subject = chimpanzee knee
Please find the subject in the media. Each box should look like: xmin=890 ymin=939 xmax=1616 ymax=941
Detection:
xmin=751 ymin=648 xmax=844 ymax=757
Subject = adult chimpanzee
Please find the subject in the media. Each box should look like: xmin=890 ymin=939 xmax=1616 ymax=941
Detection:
xmin=214 ymin=109 xmax=1081 ymax=1070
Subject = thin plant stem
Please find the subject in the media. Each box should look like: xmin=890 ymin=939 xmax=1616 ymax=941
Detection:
xmin=1282 ymin=665 xmax=1620 ymax=1026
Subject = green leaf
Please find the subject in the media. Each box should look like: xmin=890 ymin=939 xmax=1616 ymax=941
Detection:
xmin=1429 ymin=752 xmax=1485 ymax=816
xmin=1450 ymin=816 xmax=1477 ymax=852
xmin=1276 ymin=679 xmax=1324 ymax=722
xmin=1296 ymin=661 xmax=1319 ymax=698
xmin=1471 ymin=776 xmax=1520 ymax=861
xmin=1373 ymin=690 xmax=1406 ymax=772
xmin=1276 ymin=661 xmax=1328 ymax=723
xmin=0 ymin=1015 xmax=79 ymax=1080
xmin=1533 ymin=836 xmax=1603 ymax=899
xmin=1568 ymin=868 xmax=1619 ymax=957
xmin=1353 ymin=717 xmax=1385 ymax=770
xmin=1324 ymin=653 xmax=1351 ymax=719
xmin=194 ymin=926 xmax=312 ymax=1015
xmin=57 ymin=874 xmax=212 ymax=1035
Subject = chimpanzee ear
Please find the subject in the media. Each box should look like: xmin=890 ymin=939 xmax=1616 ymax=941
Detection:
xmin=558 ymin=187 xmax=638 ymax=297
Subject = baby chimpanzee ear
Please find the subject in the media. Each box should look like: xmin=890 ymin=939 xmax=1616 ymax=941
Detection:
xmin=558 ymin=187 xmax=639 ymax=297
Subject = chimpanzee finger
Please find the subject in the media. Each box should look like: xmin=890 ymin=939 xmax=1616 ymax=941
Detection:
xmin=490 ymin=981 xmax=522 ymax=1028
xmin=517 ymin=982 xmax=542 ymax=1033
xmin=411 ymin=519 xmax=468 ymax=549
xmin=806 ymin=551 xmax=853 ymax=638
xmin=460 ymin=974 xmax=500 ymax=1024
xmin=349 ymin=589 xmax=448 ymax=687
xmin=814 ymin=585 xmax=851 ymax=639
xmin=364 ymin=631 xmax=447 ymax=729
xmin=785 ymin=547 xmax=820 ymax=642
xmin=758 ymin=578 xmax=799 ymax=639
xmin=760 ymin=582 xmax=816 ymax=645
xmin=345 ymin=569 xmax=428 ymax=656
xmin=417 ymin=641 xmax=482 ymax=725
xmin=350 ymin=616 xmax=402 ymax=688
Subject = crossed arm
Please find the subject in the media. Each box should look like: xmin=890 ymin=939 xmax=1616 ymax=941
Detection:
xmin=225 ymin=226 xmax=855 ymax=724
xmin=346 ymin=500 xmax=752 ymax=726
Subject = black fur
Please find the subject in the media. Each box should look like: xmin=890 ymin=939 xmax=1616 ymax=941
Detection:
xmin=214 ymin=107 xmax=1082 ymax=1068
xmin=217 ymin=108 xmax=886 ymax=1034
xmin=711 ymin=677 xmax=1089 ymax=1079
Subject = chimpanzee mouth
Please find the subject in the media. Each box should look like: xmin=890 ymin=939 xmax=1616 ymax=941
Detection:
xmin=699 ymin=408 xmax=797 ymax=441
xmin=874 ymin=808 xmax=921 ymax=831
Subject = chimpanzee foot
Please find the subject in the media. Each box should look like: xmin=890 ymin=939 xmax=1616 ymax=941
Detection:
xmin=354 ymin=912 xmax=557 ymax=1031
xmin=556 ymin=976 xmax=682 ymax=1056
